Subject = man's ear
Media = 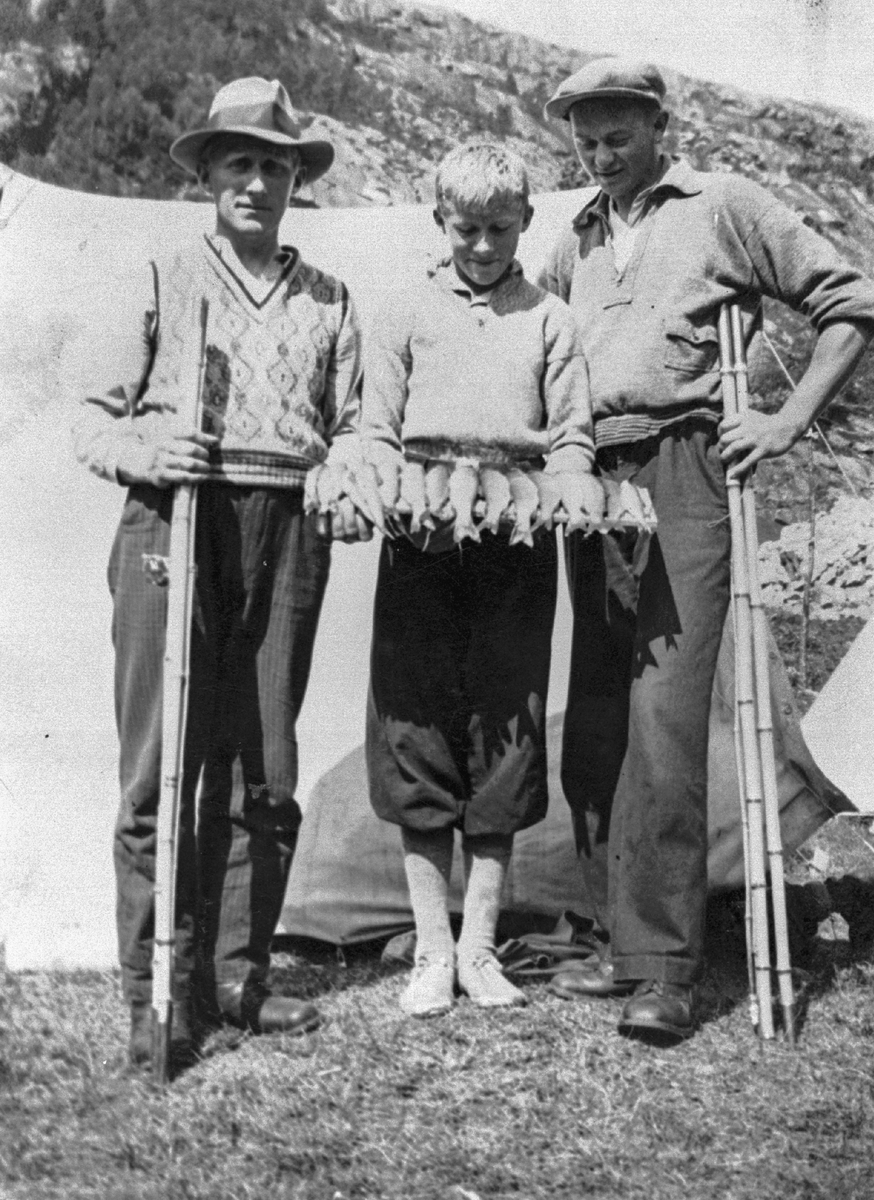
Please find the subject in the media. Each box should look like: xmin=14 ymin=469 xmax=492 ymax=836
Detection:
xmin=521 ymin=202 xmax=534 ymax=233
xmin=433 ymin=206 xmax=445 ymax=232
xmin=653 ymin=109 xmax=669 ymax=143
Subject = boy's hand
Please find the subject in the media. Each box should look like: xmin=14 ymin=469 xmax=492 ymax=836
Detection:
xmin=316 ymin=496 xmax=374 ymax=543
xmin=118 ymin=430 xmax=219 ymax=487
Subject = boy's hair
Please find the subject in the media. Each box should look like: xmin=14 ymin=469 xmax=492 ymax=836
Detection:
xmin=435 ymin=141 xmax=530 ymax=214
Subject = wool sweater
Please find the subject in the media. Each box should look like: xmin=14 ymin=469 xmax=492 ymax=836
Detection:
xmin=540 ymin=157 xmax=874 ymax=447
xmin=362 ymin=259 xmax=595 ymax=473
xmin=74 ymin=235 xmax=362 ymax=488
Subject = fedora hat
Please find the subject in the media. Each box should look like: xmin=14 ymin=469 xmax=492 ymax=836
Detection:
xmin=545 ymin=57 xmax=666 ymax=121
xmin=170 ymin=76 xmax=334 ymax=182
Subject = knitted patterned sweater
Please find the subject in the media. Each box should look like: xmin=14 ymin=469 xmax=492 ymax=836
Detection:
xmin=74 ymin=234 xmax=362 ymax=489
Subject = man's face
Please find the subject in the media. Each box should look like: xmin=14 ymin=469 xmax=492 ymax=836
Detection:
xmin=434 ymin=199 xmax=534 ymax=291
xmin=569 ymin=101 xmax=667 ymax=208
xmin=202 ymin=134 xmax=298 ymax=245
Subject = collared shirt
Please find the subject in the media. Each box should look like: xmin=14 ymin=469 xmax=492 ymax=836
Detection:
xmin=539 ymin=157 xmax=874 ymax=447
xmin=606 ymin=154 xmax=671 ymax=277
xmin=363 ymin=257 xmax=595 ymax=472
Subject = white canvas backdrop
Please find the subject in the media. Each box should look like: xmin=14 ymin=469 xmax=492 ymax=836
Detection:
xmin=0 ymin=170 xmax=587 ymax=970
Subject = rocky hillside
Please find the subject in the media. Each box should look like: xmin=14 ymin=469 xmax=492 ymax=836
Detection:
xmin=3 ymin=0 xmax=874 ymax=524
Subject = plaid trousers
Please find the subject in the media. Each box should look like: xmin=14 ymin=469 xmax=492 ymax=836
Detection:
xmin=107 ymin=483 xmax=330 ymax=1007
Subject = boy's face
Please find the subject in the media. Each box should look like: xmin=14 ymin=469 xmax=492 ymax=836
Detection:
xmin=434 ymin=199 xmax=533 ymax=292
xmin=200 ymin=134 xmax=298 ymax=247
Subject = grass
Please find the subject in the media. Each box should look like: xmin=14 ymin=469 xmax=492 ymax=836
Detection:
xmin=2 ymin=905 xmax=874 ymax=1199
xmin=2 ymin=596 xmax=871 ymax=1200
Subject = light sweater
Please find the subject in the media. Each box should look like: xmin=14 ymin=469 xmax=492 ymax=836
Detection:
xmin=362 ymin=259 xmax=594 ymax=474
xmin=540 ymin=158 xmax=874 ymax=448
xmin=74 ymin=234 xmax=362 ymax=488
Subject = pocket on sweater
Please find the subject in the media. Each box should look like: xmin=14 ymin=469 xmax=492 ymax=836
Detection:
xmin=663 ymin=318 xmax=720 ymax=375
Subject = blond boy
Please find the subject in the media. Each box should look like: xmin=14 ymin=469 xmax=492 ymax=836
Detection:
xmin=362 ymin=143 xmax=595 ymax=1016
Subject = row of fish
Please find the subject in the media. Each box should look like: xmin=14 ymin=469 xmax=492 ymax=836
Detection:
xmin=304 ymin=458 xmax=657 ymax=545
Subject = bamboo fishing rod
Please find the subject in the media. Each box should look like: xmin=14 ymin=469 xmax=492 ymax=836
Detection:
xmin=152 ymin=296 xmax=209 ymax=1082
xmin=718 ymin=303 xmax=796 ymax=1045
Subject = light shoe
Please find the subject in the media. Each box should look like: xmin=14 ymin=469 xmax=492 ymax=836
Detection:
xmin=399 ymin=954 xmax=456 ymax=1018
xmin=458 ymin=954 xmax=527 ymax=1009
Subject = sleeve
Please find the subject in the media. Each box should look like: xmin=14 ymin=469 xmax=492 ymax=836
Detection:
xmin=70 ymin=261 xmax=160 ymax=485
xmin=740 ymin=185 xmax=874 ymax=332
xmin=541 ymin=302 xmax=595 ymax=474
xmin=536 ymin=227 xmax=576 ymax=303
xmin=322 ymin=282 xmax=363 ymax=466
xmin=359 ymin=298 xmax=412 ymax=476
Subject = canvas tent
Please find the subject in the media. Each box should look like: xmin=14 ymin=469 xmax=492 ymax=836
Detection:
xmin=802 ymin=615 xmax=874 ymax=814
xmin=0 ymin=167 xmax=851 ymax=969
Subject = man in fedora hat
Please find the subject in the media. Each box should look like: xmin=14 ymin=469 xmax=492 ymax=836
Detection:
xmin=75 ymin=76 xmax=367 ymax=1067
xmin=540 ymin=56 xmax=874 ymax=1038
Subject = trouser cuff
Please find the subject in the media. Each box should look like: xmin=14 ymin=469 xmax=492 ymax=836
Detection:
xmin=612 ymin=954 xmax=702 ymax=986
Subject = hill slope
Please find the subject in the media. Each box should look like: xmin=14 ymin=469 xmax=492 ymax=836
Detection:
xmin=3 ymin=0 xmax=874 ymax=517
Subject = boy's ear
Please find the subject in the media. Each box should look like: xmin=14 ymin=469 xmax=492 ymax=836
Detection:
xmin=521 ymin=203 xmax=534 ymax=232
xmin=433 ymin=206 xmax=446 ymax=232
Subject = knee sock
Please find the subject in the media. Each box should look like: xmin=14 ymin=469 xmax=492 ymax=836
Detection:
xmin=401 ymin=826 xmax=456 ymax=964
xmin=457 ymin=832 xmax=513 ymax=964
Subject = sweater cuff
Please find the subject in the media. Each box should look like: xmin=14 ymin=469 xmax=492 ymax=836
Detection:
xmin=112 ymin=439 xmax=157 ymax=486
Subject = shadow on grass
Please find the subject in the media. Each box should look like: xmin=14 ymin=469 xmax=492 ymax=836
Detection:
xmin=698 ymin=874 xmax=874 ymax=1041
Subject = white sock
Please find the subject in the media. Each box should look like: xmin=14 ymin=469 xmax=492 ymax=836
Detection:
xmin=401 ymin=826 xmax=456 ymax=963
xmin=457 ymin=832 xmax=513 ymax=965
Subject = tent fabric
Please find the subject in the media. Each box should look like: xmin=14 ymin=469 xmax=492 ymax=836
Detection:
xmin=0 ymin=166 xmax=850 ymax=966
xmin=802 ymin=614 xmax=874 ymax=814
xmin=282 ymin=615 xmax=852 ymax=945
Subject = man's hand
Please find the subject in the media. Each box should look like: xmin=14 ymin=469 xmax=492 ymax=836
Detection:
xmin=718 ymin=318 xmax=872 ymax=479
xmin=316 ymin=495 xmax=374 ymax=543
xmin=717 ymin=406 xmax=803 ymax=478
xmin=119 ymin=430 xmax=219 ymax=487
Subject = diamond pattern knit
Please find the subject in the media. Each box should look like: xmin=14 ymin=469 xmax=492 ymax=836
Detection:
xmin=75 ymin=235 xmax=361 ymax=488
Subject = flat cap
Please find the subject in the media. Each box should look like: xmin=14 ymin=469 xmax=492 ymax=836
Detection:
xmin=544 ymin=57 xmax=666 ymax=121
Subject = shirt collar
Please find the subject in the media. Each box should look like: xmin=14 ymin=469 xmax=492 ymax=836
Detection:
xmin=573 ymin=155 xmax=703 ymax=231
xmin=430 ymin=257 xmax=524 ymax=305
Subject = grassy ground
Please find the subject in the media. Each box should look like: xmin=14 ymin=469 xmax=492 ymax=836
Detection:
xmin=2 ymin=900 xmax=874 ymax=1200
xmin=2 ymin=613 xmax=872 ymax=1200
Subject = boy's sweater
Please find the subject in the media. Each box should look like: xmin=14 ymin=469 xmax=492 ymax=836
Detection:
xmin=363 ymin=259 xmax=595 ymax=473
xmin=540 ymin=157 xmax=874 ymax=448
xmin=74 ymin=235 xmax=361 ymax=489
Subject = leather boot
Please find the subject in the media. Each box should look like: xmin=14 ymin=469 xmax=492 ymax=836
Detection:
xmin=128 ymin=998 xmax=197 ymax=1068
xmin=618 ymin=980 xmax=695 ymax=1040
xmin=548 ymin=957 xmax=636 ymax=1000
xmin=214 ymin=981 xmax=320 ymax=1036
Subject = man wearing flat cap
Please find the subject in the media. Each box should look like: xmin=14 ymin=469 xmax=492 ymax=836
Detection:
xmin=541 ymin=56 xmax=874 ymax=1038
xmin=75 ymin=77 xmax=366 ymax=1067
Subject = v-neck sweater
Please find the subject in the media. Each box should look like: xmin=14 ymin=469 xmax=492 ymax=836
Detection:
xmin=74 ymin=235 xmax=362 ymax=489
xmin=540 ymin=158 xmax=874 ymax=448
xmin=362 ymin=259 xmax=595 ymax=472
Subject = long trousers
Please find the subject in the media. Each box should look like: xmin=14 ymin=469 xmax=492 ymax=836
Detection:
xmin=107 ymin=483 xmax=330 ymax=1007
xmin=561 ymin=421 xmax=730 ymax=984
